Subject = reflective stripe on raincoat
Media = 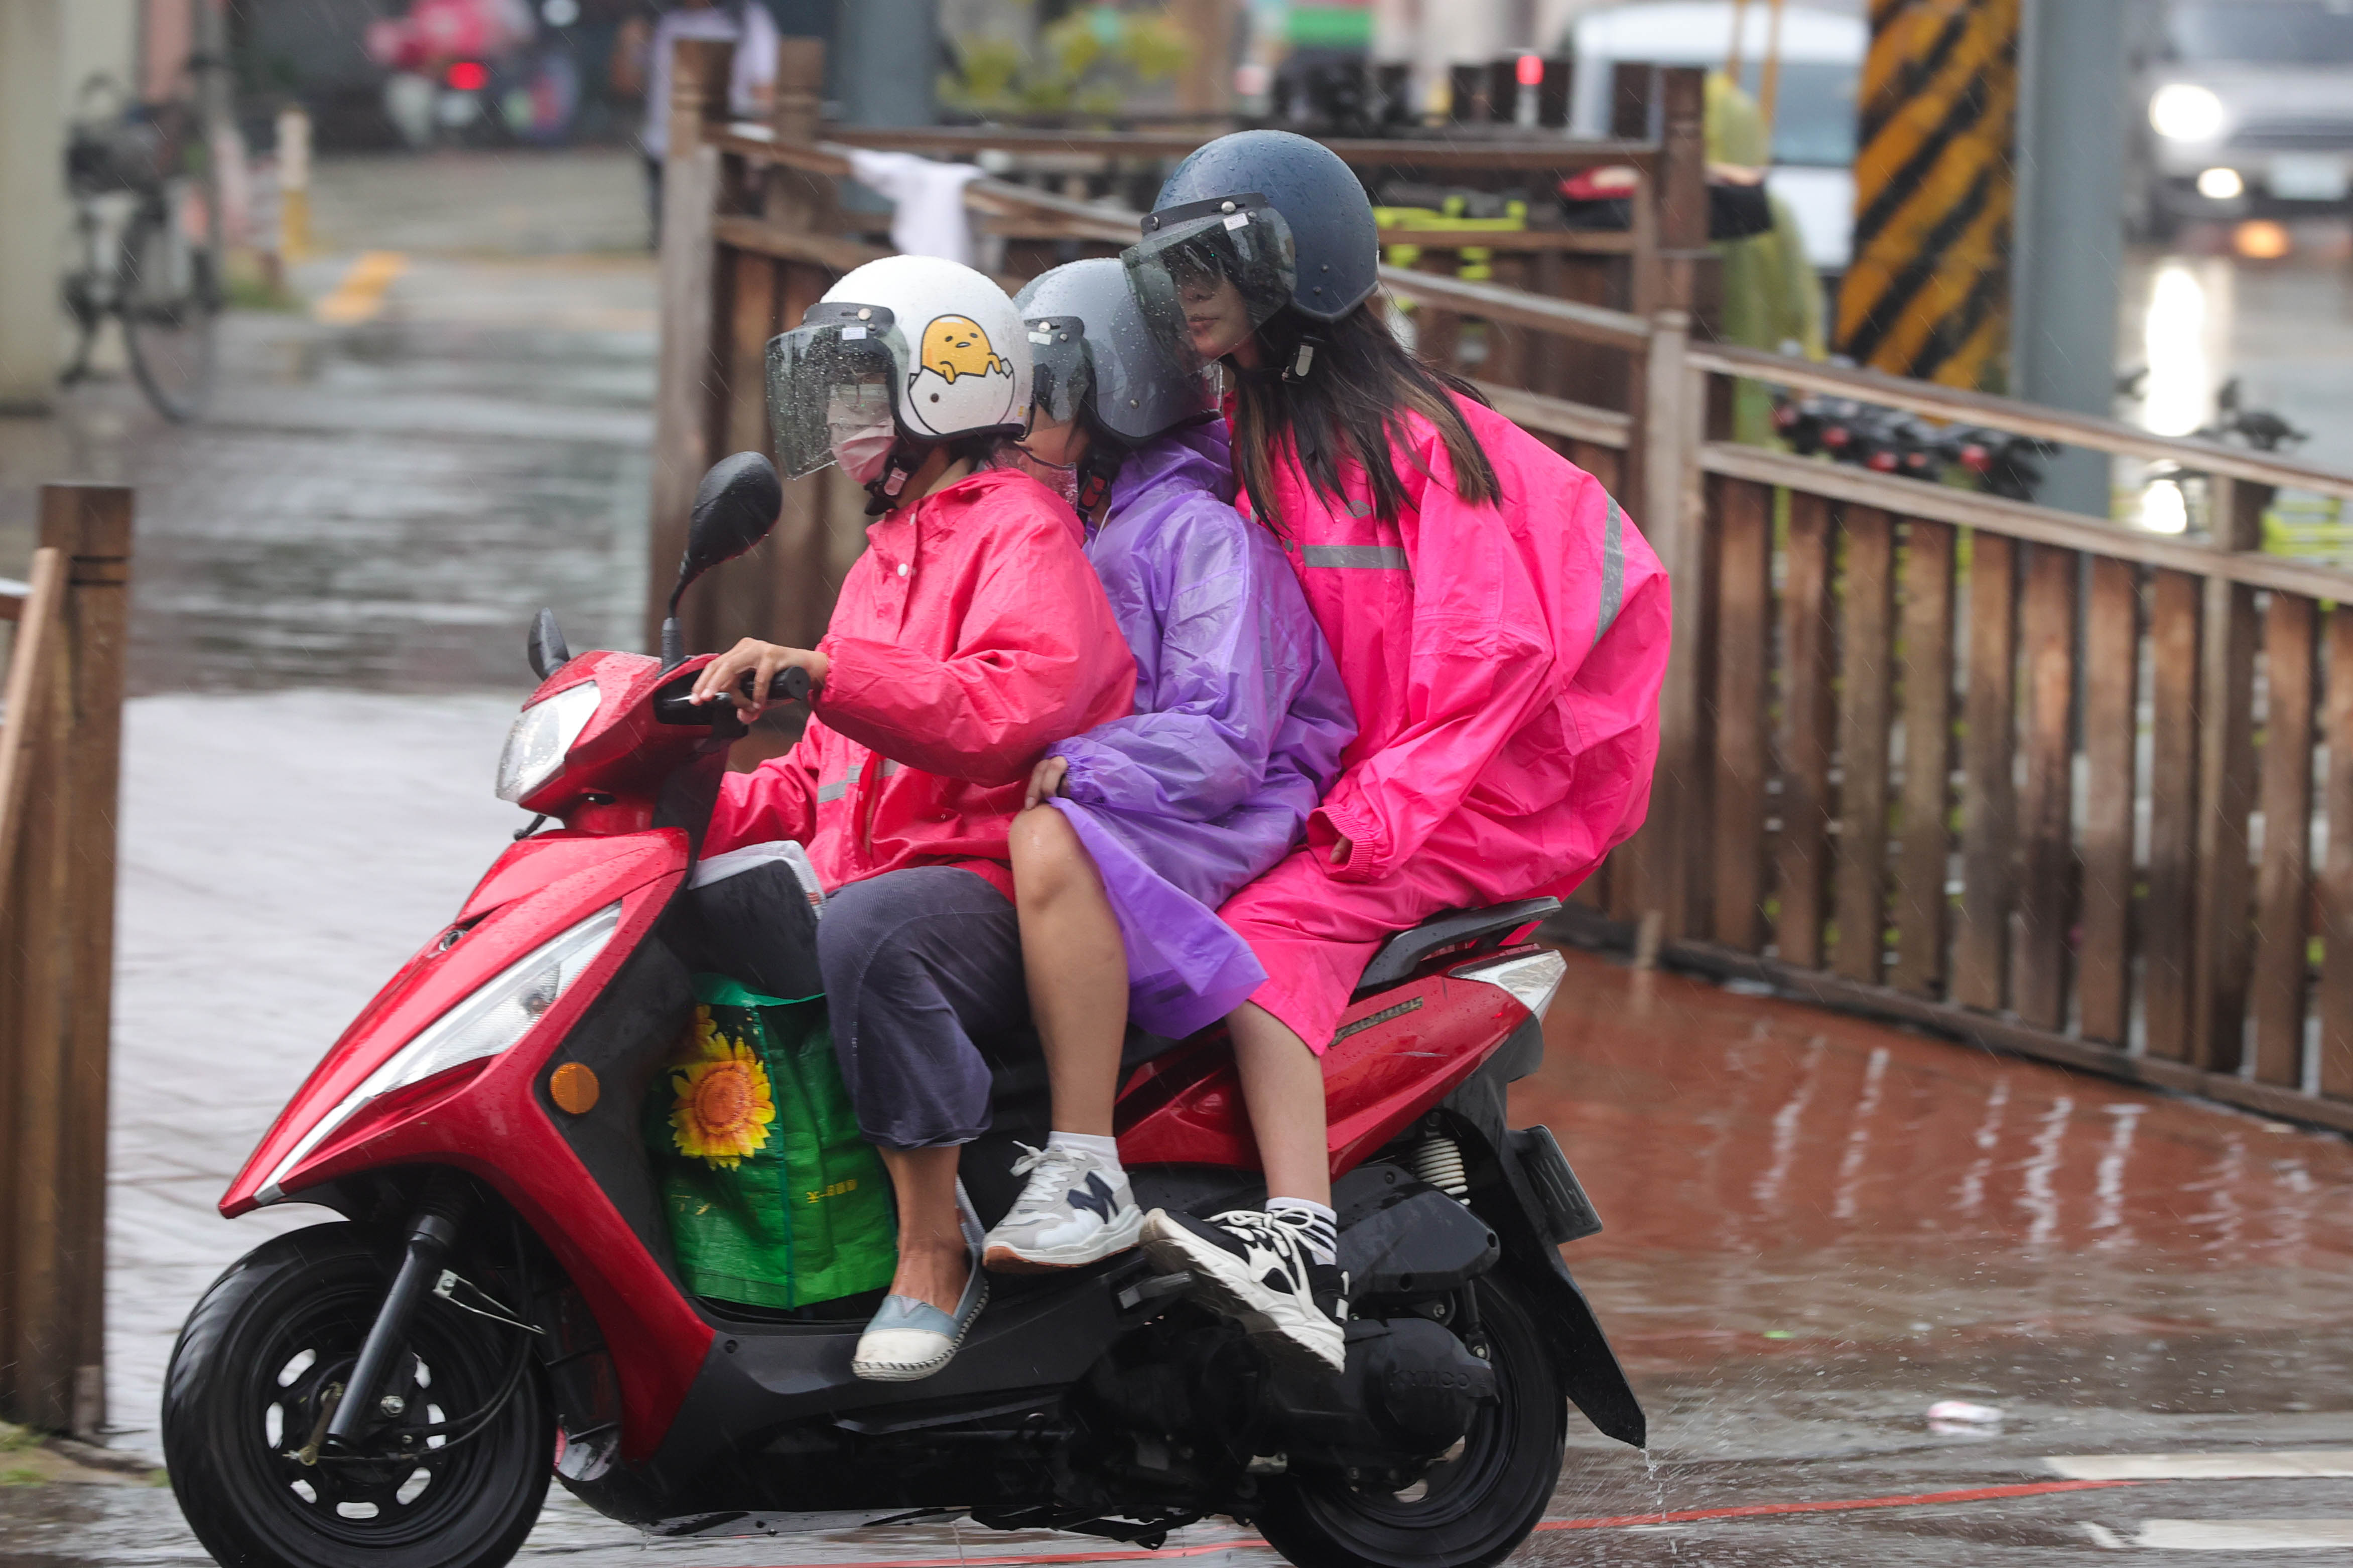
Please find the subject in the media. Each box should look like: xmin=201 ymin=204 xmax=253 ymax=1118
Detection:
xmin=1218 ymin=391 xmax=1670 ymax=1051
xmin=1044 ymin=422 xmax=1354 ymax=1037
xmin=706 ymin=467 xmax=1136 ymax=898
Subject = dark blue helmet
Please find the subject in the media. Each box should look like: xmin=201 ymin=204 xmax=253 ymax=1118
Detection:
xmin=1148 ymin=130 xmax=1379 ymax=322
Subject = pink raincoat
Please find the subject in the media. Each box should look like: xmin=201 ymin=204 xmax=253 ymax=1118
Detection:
xmin=1218 ymin=392 xmax=1670 ymax=1051
xmin=705 ymin=468 xmax=1135 ymax=899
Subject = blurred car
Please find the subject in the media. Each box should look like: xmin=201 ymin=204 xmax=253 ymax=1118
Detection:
xmin=2134 ymin=0 xmax=2353 ymax=235
xmin=1567 ymin=1 xmax=1865 ymax=271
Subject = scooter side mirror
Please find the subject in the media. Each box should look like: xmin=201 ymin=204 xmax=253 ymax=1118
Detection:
xmin=527 ymin=608 xmax=572 ymax=681
xmin=679 ymin=452 xmax=782 ymax=594
xmin=662 ymin=452 xmax=783 ymax=668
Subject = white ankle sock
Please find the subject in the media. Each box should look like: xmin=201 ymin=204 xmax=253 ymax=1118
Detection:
xmin=1048 ymin=1129 xmax=1121 ymax=1165
xmin=1266 ymin=1197 xmax=1338 ymax=1266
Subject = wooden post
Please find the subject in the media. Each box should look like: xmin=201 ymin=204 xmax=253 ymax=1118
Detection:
xmin=1953 ymin=532 xmax=2018 ymax=1011
xmin=1170 ymin=0 xmax=1238 ymax=117
xmin=2193 ymin=476 xmax=2269 ymax=1072
xmin=1634 ymin=313 xmax=1702 ymax=939
xmin=1832 ymin=506 xmax=1898 ymax=984
xmin=1890 ymin=519 xmax=1957 ymax=997
xmin=1623 ymin=72 xmax=1711 ymax=940
xmin=1775 ymin=492 xmax=1839 ymax=968
xmin=0 ymin=549 xmax=66 ymax=1432
xmin=2077 ymin=557 xmax=2140 ymax=1042
xmin=1710 ymin=476 xmax=1774 ymax=951
xmin=761 ymin=38 xmax=845 ymax=659
xmin=647 ymin=38 xmax=736 ymax=654
xmin=0 ymin=484 xmax=130 ymax=1437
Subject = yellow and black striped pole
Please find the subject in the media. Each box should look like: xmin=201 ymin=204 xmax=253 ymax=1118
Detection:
xmin=1835 ymin=0 xmax=2020 ymax=390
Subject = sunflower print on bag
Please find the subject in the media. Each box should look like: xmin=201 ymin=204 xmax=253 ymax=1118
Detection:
xmin=670 ymin=1008 xmax=776 ymax=1169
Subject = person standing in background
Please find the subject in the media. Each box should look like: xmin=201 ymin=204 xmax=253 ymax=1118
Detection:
xmin=630 ymin=1 xmax=779 ymax=244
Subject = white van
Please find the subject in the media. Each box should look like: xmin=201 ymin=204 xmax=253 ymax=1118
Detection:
xmin=1567 ymin=2 xmax=1865 ymax=270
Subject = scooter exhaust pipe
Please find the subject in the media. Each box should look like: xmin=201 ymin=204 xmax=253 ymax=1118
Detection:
xmin=323 ymin=1177 xmax=474 ymax=1452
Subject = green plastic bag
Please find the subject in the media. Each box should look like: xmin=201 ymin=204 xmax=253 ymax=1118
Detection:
xmin=646 ymin=973 xmax=896 ymax=1310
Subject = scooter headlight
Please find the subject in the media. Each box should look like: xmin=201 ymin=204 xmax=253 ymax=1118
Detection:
xmin=495 ymin=679 xmax=600 ymax=804
xmin=257 ymin=902 xmax=623 ymax=1202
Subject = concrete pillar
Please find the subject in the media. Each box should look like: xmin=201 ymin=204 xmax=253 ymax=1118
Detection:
xmin=0 ymin=0 xmax=69 ymax=413
xmin=2012 ymin=0 xmax=2129 ymax=519
xmin=61 ymin=0 xmax=139 ymax=106
xmin=832 ymin=0 xmax=939 ymax=128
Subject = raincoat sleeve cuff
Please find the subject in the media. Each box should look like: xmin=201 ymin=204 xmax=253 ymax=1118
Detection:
xmin=809 ymin=632 xmax=872 ymax=719
xmin=1306 ymin=800 xmax=1388 ymax=883
xmin=1048 ymin=741 xmax=1105 ymax=803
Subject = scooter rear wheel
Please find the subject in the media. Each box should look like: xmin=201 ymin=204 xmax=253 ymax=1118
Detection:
xmin=163 ymin=1221 xmax=551 ymax=1568
xmin=1253 ymin=1274 xmax=1566 ymax=1568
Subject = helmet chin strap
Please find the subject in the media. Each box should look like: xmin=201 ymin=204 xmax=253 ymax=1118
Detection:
xmin=863 ymin=435 xmax=930 ymax=516
xmin=1283 ymin=334 xmax=1324 ymax=383
xmin=1074 ymin=444 xmax=1124 ymax=523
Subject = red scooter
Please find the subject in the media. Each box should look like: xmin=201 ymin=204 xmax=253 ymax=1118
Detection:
xmin=162 ymin=456 xmax=1641 ymax=1568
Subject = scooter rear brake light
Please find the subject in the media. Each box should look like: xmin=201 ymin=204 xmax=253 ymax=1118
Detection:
xmin=1450 ymin=948 xmax=1566 ymax=1019
xmin=256 ymin=901 xmax=623 ymax=1202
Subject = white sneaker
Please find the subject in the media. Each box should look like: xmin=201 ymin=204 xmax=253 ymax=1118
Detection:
xmin=1139 ymin=1207 xmax=1347 ymax=1373
xmin=981 ymin=1142 xmax=1144 ymax=1273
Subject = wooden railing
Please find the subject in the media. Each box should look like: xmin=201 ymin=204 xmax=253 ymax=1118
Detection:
xmin=650 ymin=41 xmax=2353 ymax=1133
xmin=649 ymin=38 xmax=1711 ymax=665
xmin=0 ymin=485 xmax=132 ymax=1437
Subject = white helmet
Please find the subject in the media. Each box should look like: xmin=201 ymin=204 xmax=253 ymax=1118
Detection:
xmin=766 ymin=255 xmax=1032 ymax=507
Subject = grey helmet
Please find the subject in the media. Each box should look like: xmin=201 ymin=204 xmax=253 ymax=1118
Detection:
xmin=1015 ymin=258 xmax=1218 ymax=516
xmin=1123 ymin=130 xmax=1380 ymax=375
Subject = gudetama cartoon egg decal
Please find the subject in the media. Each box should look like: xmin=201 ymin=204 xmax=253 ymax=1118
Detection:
xmin=919 ymin=316 xmax=1007 ymax=383
xmin=903 ymin=313 xmax=1015 ymax=437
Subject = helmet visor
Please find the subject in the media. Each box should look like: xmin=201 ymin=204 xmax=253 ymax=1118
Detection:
xmin=1122 ymin=198 xmax=1296 ymax=374
xmin=766 ymin=309 xmax=901 ymax=480
xmin=1024 ymin=317 xmax=1095 ymax=431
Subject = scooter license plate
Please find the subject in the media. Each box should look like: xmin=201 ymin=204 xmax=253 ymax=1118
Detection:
xmin=2270 ymin=154 xmax=2349 ymax=203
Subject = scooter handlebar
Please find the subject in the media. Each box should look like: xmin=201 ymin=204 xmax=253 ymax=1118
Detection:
xmin=651 ymin=665 xmax=812 ymax=726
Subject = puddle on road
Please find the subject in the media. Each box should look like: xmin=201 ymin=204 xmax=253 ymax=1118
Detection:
xmin=1521 ymin=951 xmax=2353 ymax=1383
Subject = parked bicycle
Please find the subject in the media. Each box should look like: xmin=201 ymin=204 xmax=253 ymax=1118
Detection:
xmin=61 ymin=69 xmax=226 ymax=423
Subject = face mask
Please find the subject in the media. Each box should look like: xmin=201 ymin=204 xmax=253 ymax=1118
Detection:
xmin=832 ymin=421 xmax=898 ymax=487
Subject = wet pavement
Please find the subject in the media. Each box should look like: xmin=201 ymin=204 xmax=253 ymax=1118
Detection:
xmin=4 ymin=151 xmax=2353 ymax=1563
xmin=0 ymin=150 xmax=655 ymax=694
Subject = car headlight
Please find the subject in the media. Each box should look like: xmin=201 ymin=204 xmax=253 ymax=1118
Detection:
xmin=257 ymin=902 xmax=623 ymax=1201
xmin=2151 ymin=83 xmax=2226 ymax=143
xmin=495 ymin=679 xmax=601 ymax=803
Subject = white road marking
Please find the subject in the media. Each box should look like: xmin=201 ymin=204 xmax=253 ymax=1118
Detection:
xmin=2079 ymin=1521 xmax=2127 ymax=1549
xmin=2135 ymin=1519 xmax=2353 ymax=1550
xmin=2045 ymin=1451 xmax=2353 ymax=1481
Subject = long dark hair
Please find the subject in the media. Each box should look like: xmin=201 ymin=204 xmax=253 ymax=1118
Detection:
xmin=1226 ymin=302 xmax=1500 ymax=535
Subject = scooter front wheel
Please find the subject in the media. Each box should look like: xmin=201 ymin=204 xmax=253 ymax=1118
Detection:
xmin=1253 ymin=1274 xmax=1567 ymax=1568
xmin=163 ymin=1221 xmax=551 ymax=1568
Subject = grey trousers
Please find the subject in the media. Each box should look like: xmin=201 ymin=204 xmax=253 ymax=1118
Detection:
xmin=816 ymin=867 xmax=1028 ymax=1151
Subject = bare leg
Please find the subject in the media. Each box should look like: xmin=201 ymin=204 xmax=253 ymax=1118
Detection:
xmin=1227 ymin=1001 xmax=1331 ymax=1205
xmin=1010 ymin=805 xmax=1127 ymax=1137
xmin=876 ymin=1145 xmax=969 ymax=1313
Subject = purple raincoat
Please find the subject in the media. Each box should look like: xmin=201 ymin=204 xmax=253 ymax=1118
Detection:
xmin=1046 ymin=422 xmax=1355 ymax=1037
